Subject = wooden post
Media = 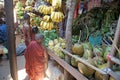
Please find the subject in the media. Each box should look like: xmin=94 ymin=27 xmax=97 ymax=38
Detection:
xmin=108 ymin=16 xmax=120 ymax=69
xmin=4 ymin=0 xmax=18 ymax=80
xmin=65 ymin=0 xmax=76 ymax=80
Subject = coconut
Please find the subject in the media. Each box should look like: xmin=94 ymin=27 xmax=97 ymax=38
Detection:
xmin=58 ymin=52 xmax=65 ymax=59
xmin=78 ymin=60 xmax=95 ymax=77
xmin=93 ymin=57 xmax=105 ymax=67
xmin=93 ymin=47 xmax=104 ymax=57
xmin=83 ymin=49 xmax=94 ymax=59
xmin=72 ymin=43 xmax=84 ymax=56
xmin=95 ymin=63 xmax=107 ymax=80
xmin=71 ymin=56 xmax=78 ymax=68
xmin=82 ymin=42 xmax=93 ymax=50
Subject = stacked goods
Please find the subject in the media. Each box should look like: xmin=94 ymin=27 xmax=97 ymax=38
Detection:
xmin=39 ymin=30 xmax=58 ymax=47
xmin=38 ymin=5 xmax=54 ymax=15
xmin=40 ymin=21 xmax=54 ymax=30
xmin=48 ymin=37 xmax=66 ymax=59
xmin=15 ymin=1 xmax=25 ymax=20
xmin=71 ymin=41 xmax=112 ymax=78
xmin=38 ymin=0 xmax=64 ymax=30
xmin=51 ymin=11 xmax=64 ymax=23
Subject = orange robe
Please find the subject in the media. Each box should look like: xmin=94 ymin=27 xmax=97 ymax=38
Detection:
xmin=24 ymin=41 xmax=45 ymax=80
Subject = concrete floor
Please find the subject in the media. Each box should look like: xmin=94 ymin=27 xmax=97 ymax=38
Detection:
xmin=0 ymin=35 xmax=28 ymax=80
xmin=0 ymin=55 xmax=28 ymax=80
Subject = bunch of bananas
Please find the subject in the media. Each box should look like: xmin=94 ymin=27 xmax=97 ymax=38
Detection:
xmin=52 ymin=0 xmax=61 ymax=8
xmin=24 ymin=6 xmax=34 ymax=11
xmin=40 ymin=21 xmax=54 ymax=30
xmin=43 ymin=15 xmax=51 ymax=22
xmin=51 ymin=11 xmax=64 ymax=22
xmin=38 ymin=5 xmax=54 ymax=14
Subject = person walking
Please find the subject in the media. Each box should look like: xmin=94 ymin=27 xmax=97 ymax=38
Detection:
xmin=24 ymin=33 xmax=48 ymax=80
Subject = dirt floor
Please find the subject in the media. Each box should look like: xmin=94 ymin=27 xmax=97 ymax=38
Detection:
xmin=0 ymin=35 xmax=28 ymax=80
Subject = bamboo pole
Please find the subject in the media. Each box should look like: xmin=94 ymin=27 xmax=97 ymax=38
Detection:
xmin=108 ymin=16 xmax=120 ymax=69
xmin=4 ymin=0 xmax=18 ymax=80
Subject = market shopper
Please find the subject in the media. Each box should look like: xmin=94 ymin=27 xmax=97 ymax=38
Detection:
xmin=24 ymin=33 xmax=48 ymax=80
xmin=23 ymin=13 xmax=36 ymax=47
xmin=0 ymin=18 xmax=9 ymax=59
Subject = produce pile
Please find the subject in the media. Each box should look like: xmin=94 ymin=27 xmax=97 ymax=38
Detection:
xmin=15 ymin=1 xmax=25 ymax=20
xmin=37 ymin=0 xmax=64 ymax=30
xmin=71 ymin=41 xmax=120 ymax=79
xmin=48 ymin=37 xmax=66 ymax=59
xmin=72 ymin=6 xmax=120 ymax=43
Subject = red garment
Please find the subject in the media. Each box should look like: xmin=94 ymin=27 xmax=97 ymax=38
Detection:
xmin=23 ymin=25 xmax=35 ymax=47
xmin=24 ymin=41 xmax=45 ymax=80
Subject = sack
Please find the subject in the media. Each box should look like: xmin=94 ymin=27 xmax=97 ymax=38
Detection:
xmin=32 ymin=26 xmax=39 ymax=33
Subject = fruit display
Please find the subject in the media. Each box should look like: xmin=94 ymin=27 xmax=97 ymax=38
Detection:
xmin=72 ymin=43 xmax=84 ymax=56
xmin=38 ymin=5 xmax=54 ymax=15
xmin=40 ymin=21 xmax=54 ymax=30
xmin=37 ymin=0 xmax=64 ymax=31
xmin=15 ymin=1 xmax=25 ymax=20
xmin=43 ymin=15 xmax=51 ymax=22
xmin=39 ymin=30 xmax=58 ymax=47
xmin=51 ymin=11 xmax=64 ymax=22
xmin=48 ymin=37 xmax=66 ymax=59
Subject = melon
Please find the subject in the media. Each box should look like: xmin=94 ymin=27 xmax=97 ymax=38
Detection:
xmin=93 ymin=47 xmax=104 ymax=57
xmin=93 ymin=57 xmax=105 ymax=67
xmin=95 ymin=63 xmax=107 ymax=80
xmin=78 ymin=60 xmax=95 ymax=77
xmin=82 ymin=42 xmax=93 ymax=50
xmin=71 ymin=56 xmax=78 ymax=68
xmin=72 ymin=43 xmax=84 ymax=56
xmin=83 ymin=49 xmax=93 ymax=59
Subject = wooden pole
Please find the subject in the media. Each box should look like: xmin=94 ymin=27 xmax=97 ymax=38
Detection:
xmin=108 ymin=16 xmax=120 ymax=69
xmin=4 ymin=0 xmax=18 ymax=80
xmin=65 ymin=0 xmax=76 ymax=80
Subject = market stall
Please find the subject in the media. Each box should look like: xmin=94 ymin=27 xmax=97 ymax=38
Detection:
xmin=7 ymin=0 xmax=120 ymax=80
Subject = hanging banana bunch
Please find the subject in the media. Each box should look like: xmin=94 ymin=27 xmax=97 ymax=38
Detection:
xmin=40 ymin=21 xmax=54 ymax=30
xmin=51 ymin=11 xmax=64 ymax=22
xmin=43 ymin=15 xmax=51 ymax=22
xmin=38 ymin=5 xmax=55 ymax=14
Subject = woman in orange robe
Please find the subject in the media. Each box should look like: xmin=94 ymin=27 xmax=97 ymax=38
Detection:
xmin=24 ymin=34 xmax=48 ymax=80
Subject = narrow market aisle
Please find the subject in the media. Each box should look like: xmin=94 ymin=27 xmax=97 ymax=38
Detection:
xmin=0 ymin=34 xmax=28 ymax=80
xmin=0 ymin=56 xmax=28 ymax=80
